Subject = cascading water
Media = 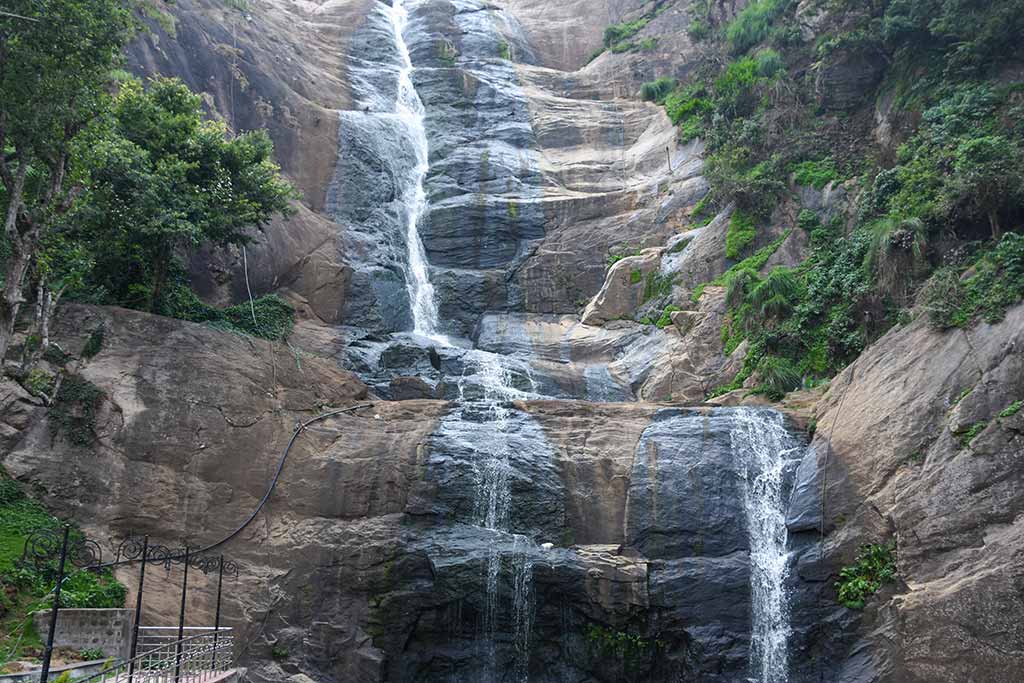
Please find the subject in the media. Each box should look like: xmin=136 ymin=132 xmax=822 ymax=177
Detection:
xmin=334 ymin=1 xmax=817 ymax=680
xmin=452 ymin=351 xmax=542 ymax=682
xmin=731 ymin=408 xmax=797 ymax=683
xmin=385 ymin=0 xmax=443 ymax=339
xmin=511 ymin=535 xmax=536 ymax=683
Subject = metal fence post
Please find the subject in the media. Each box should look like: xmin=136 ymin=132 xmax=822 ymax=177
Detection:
xmin=38 ymin=525 xmax=71 ymax=683
xmin=212 ymin=556 xmax=224 ymax=671
xmin=173 ymin=547 xmax=190 ymax=683
xmin=127 ymin=535 xmax=148 ymax=683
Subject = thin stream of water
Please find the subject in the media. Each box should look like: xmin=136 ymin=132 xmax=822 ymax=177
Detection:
xmin=386 ymin=0 xmax=443 ymax=341
xmin=386 ymin=4 xmax=541 ymax=664
xmin=732 ymin=408 xmax=796 ymax=683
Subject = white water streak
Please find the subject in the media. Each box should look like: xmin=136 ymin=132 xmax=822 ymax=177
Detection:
xmin=511 ymin=535 xmax=535 ymax=683
xmin=731 ymin=408 xmax=795 ymax=683
xmin=385 ymin=0 xmax=443 ymax=339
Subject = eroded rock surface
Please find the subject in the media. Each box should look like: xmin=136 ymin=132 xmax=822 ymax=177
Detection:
xmin=786 ymin=303 xmax=1024 ymax=682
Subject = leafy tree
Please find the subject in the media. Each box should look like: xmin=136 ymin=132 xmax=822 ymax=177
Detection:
xmin=70 ymin=77 xmax=298 ymax=313
xmin=883 ymin=0 xmax=1024 ymax=75
xmin=0 ymin=0 xmax=132 ymax=363
xmin=20 ymin=230 xmax=94 ymax=370
xmin=946 ymin=135 xmax=1024 ymax=239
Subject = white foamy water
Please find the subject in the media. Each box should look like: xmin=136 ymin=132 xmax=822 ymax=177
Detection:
xmin=444 ymin=348 xmax=544 ymax=681
xmin=385 ymin=0 xmax=444 ymax=340
xmin=731 ymin=408 xmax=796 ymax=683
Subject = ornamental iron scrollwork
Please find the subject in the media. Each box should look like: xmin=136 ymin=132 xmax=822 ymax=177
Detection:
xmin=115 ymin=535 xmax=238 ymax=576
xmin=19 ymin=528 xmax=102 ymax=571
xmin=115 ymin=536 xmax=180 ymax=569
xmin=20 ymin=531 xmax=240 ymax=575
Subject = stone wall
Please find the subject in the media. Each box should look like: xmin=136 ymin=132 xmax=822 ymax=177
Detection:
xmin=31 ymin=609 xmax=134 ymax=661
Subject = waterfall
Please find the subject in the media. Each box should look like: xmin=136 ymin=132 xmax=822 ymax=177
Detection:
xmin=731 ymin=408 xmax=796 ymax=683
xmin=453 ymin=350 xmax=540 ymax=682
xmin=385 ymin=0 xmax=442 ymax=339
xmin=511 ymin=535 xmax=536 ymax=683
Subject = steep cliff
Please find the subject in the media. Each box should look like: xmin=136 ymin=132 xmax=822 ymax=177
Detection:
xmin=2 ymin=0 xmax=1024 ymax=681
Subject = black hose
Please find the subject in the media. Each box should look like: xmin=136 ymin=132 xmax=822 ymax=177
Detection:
xmin=100 ymin=403 xmax=374 ymax=567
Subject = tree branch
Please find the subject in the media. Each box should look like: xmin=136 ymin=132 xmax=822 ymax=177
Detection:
xmin=0 ymin=110 xmax=10 ymax=190
xmin=3 ymin=158 xmax=27 ymax=243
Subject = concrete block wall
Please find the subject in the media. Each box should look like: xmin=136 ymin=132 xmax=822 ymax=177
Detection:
xmin=31 ymin=608 xmax=134 ymax=661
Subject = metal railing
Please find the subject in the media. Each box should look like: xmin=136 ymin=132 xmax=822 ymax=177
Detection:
xmin=136 ymin=627 xmax=231 ymax=658
xmin=76 ymin=629 xmax=234 ymax=683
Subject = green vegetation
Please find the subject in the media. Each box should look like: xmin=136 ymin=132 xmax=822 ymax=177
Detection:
xmin=638 ymin=0 xmax=1024 ymax=402
xmin=142 ymin=2 xmax=178 ymax=37
xmin=836 ymin=542 xmax=897 ymax=609
xmin=270 ymin=645 xmax=289 ymax=661
xmin=73 ymin=77 xmax=298 ymax=314
xmin=608 ymin=246 xmax=642 ymax=267
xmin=999 ymin=400 xmax=1023 ymax=418
xmin=82 ymin=324 xmax=105 ymax=359
xmin=160 ymin=289 xmax=295 ymax=341
xmin=0 ymin=0 xmax=134 ymax=363
xmin=598 ymin=2 xmax=673 ymax=56
xmin=755 ymin=355 xmax=802 ymax=398
xmin=792 ymin=158 xmax=838 ymax=189
xmin=637 ymin=38 xmax=659 ymax=52
xmin=629 ymin=269 xmax=643 ymax=285
xmin=2 ymin=6 xmax=297 ymax=371
xmin=959 ymin=421 xmax=988 ymax=448
xmin=23 ymin=369 xmax=56 ymax=399
xmin=953 ymin=387 xmax=973 ymax=405
xmin=640 ymin=77 xmax=677 ymax=103
xmin=669 ymin=236 xmax=692 ymax=254
xmin=643 ymin=271 xmax=675 ymax=303
xmin=437 ymin=41 xmax=458 ymax=67
xmin=585 ymin=624 xmax=661 ymax=665
xmin=1 ymin=476 xmax=126 ymax=665
xmin=725 ymin=210 xmax=757 ymax=259
xmin=691 ymin=230 xmax=791 ymax=303
xmin=724 ymin=0 xmax=791 ymax=55
xmin=497 ymin=41 xmax=511 ymax=60
xmin=656 ymin=305 xmax=681 ymax=329
xmin=688 ymin=19 xmax=709 ymax=41
xmin=922 ymin=233 xmax=1024 ymax=329
xmin=603 ymin=16 xmax=650 ymax=53
xmin=49 ymin=375 xmax=104 ymax=447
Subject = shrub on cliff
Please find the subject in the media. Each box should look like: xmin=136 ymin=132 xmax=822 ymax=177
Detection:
xmin=836 ymin=543 xmax=897 ymax=609
xmin=922 ymin=232 xmax=1024 ymax=328
xmin=71 ymin=77 xmax=299 ymax=314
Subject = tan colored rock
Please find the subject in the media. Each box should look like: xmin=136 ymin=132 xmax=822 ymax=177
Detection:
xmin=580 ymin=249 xmax=661 ymax=326
xmin=524 ymin=400 xmax=659 ymax=545
xmin=799 ymin=304 xmax=1024 ymax=681
xmin=669 ymin=309 xmax=703 ymax=335
xmin=617 ymin=285 xmax=737 ymax=403
xmin=575 ymin=544 xmax=649 ymax=617
xmin=500 ymin=0 xmax=648 ymax=72
xmin=0 ymin=379 xmax=44 ymax=452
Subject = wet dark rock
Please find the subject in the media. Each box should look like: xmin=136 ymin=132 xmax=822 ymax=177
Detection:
xmin=388 ymin=376 xmax=438 ymax=400
xmin=815 ymin=48 xmax=887 ymax=112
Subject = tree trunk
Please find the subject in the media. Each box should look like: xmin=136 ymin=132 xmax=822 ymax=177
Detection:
xmin=0 ymin=248 xmax=32 ymax=366
xmin=989 ymin=210 xmax=1002 ymax=240
xmin=150 ymin=251 xmax=170 ymax=314
xmin=0 ymin=151 xmax=70 ymax=366
xmin=21 ymin=282 xmax=60 ymax=372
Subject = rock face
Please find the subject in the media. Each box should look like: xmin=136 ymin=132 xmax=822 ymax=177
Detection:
xmin=4 ymin=1 xmax=1024 ymax=682
xmin=785 ymin=304 xmax=1024 ymax=683
xmin=6 ymin=310 xmax=835 ymax=682
xmin=580 ymin=250 xmax=661 ymax=325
